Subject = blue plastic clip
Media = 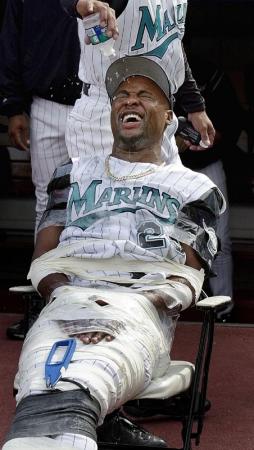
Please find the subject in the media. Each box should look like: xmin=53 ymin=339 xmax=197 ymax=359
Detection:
xmin=45 ymin=339 xmax=76 ymax=388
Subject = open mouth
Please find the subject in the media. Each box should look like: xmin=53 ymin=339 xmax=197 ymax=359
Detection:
xmin=121 ymin=113 xmax=142 ymax=124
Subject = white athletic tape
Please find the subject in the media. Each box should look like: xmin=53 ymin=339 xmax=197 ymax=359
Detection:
xmin=2 ymin=436 xmax=91 ymax=450
xmin=28 ymin=239 xmax=204 ymax=302
xmin=152 ymin=281 xmax=194 ymax=311
xmin=15 ymin=286 xmax=171 ymax=422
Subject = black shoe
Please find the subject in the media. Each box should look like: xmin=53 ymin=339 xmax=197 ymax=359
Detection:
xmin=216 ymin=301 xmax=234 ymax=323
xmin=97 ymin=412 xmax=168 ymax=447
xmin=123 ymin=394 xmax=211 ymax=421
xmin=216 ymin=312 xmax=232 ymax=323
xmin=6 ymin=295 xmax=44 ymax=340
xmin=6 ymin=319 xmax=26 ymax=340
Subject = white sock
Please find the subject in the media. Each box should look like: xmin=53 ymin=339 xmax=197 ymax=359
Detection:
xmin=53 ymin=433 xmax=97 ymax=450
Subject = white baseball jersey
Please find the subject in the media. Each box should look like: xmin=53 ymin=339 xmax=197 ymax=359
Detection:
xmin=66 ymin=0 xmax=188 ymax=162
xmin=78 ymin=0 xmax=187 ymax=93
xmin=59 ymin=155 xmax=222 ymax=272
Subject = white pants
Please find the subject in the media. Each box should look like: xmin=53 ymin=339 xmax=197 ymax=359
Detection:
xmin=199 ymin=160 xmax=233 ymax=299
xmin=30 ymin=97 xmax=73 ymax=232
xmin=14 ymin=286 xmax=171 ymax=424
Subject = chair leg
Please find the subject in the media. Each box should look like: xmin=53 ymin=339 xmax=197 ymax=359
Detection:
xmin=182 ymin=309 xmax=215 ymax=450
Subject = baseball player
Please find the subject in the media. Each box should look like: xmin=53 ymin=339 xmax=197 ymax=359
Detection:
xmin=178 ymin=56 xmax=239 ymax=318
xmin=62 ymin=0 xmax=215 ymax=161
xmin=3 ymin=56 xmax=224 ymax=450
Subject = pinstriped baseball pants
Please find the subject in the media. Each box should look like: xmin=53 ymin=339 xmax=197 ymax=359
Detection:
xmin=30 ymin=97 xmax=73 ymax=233
xmin=199 ymin=160 xmax=233 ymax=300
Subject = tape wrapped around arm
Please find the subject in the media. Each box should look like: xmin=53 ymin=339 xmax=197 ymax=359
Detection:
xmin=147 ymin=281 xmax=194 ymax=314
xmin=28 ymin=239 xmax=204 ymax=300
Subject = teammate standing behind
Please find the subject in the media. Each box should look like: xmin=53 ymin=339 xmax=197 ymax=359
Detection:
xmin=0 ymin=0 xmax=82 ymax=232
xmin=61 ymin=0 xmax=215 ymax=162
xmin=178 ymin=57 xmax=244 ymax=320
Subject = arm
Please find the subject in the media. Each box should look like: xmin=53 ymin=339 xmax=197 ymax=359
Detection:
xmin=34 ymin=224 xmax=114 ymax=344
xmin=144 ymin=244 xmax=204 ymax=314
xmin=32 ymin=167 xmax=114 ymax=344
xmin=61 ymin=0 xmax=119 ymax=39
xmin=31 ymin=162 xmax=73 ymax=301
xmin=33 ymin=224 xmax=112 ymax=344
xmin=34 ymin=226 xmax=69 ymax=303
xmin=144 ymin=186 xmax=225 ymax=314
xmin=175 ymin=48 xmax=205 ymax=114
xmin=0 ymin=0 xmax=31 ymax=150
xmin=175 ymin=47 xmax=215 ymax=150
xmin=61 ymin=0 xmax=125 ymax=16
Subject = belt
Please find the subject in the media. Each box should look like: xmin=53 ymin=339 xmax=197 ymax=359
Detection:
xmin=38 ymin=89 xmax=81 ymax=106
xmin=37 ymin=78 xmax=82 ymax=106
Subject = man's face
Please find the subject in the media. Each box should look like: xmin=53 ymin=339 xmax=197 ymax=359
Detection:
xmin=111 ymin=76 xmax=172 ymax=151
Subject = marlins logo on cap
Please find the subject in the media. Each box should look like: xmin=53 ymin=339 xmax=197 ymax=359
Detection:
xmin=105 ymin=56 xmax=172 ymax=104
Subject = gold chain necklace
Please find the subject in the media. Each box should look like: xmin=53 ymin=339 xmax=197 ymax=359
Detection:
xmin=105 ymin=155 xmax=165 ymax=181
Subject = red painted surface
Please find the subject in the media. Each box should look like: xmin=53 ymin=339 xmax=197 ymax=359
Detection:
xmin=1 ymin=315 xmax=253 ymax=450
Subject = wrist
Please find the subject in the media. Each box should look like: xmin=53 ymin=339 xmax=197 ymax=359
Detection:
xmin=47 ymin=285 xmax=69 ymax=304
xmin=167 ymin=275 xmax=195 ymax=303
xmin=37 ymin=273 xmax=70 ymax=303
xmin=5 ymin=108 xmax=26 ymax=118
xmin=187 ymin=107 xmax=206 ymax=117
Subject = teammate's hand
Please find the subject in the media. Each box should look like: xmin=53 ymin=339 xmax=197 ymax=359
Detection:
xmin=8 ymin=114 xmax=30 ymax=151
xmin=74 ymin=331 xmax=114 ymax=344
xmin=187 ymin=111 xmax=215 ymax=151
xmin=76 ymin=0 xmax=119 ymax=41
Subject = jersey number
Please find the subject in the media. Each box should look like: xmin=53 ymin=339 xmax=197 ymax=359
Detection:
xmin=138 ymin=221 xmax=166 ymax=249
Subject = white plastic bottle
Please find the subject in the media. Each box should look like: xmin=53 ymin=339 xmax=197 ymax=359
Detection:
xmin=83 ymin=13 xmax=116 ymax=57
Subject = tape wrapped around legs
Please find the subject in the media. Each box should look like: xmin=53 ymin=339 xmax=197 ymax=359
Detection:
xmin=5 ymin=390 xmax=100 ymax=443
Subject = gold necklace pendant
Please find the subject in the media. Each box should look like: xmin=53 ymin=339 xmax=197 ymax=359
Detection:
xmin=105 ymin=155 xmax=165 ymax=181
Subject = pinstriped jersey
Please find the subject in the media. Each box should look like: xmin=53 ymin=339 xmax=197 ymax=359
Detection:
xmin=78 ymin=0 xmax=187 ymax=94
xmin=58 ymin=155 xmax=224 ymax=269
